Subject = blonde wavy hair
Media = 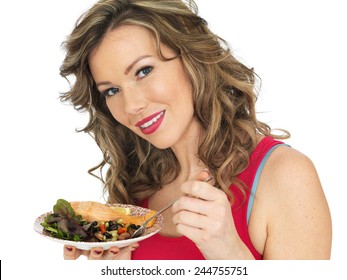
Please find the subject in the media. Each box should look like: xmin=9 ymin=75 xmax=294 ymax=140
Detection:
xmin=60 ymin=0 xmax=289 ymax=204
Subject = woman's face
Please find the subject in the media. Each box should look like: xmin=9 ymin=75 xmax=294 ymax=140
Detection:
xmin=89 ymin=25 xmax=199 ymax=149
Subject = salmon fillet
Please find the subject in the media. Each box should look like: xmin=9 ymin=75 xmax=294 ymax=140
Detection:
xmin=70 ymin=201 xmax=156 ymax=227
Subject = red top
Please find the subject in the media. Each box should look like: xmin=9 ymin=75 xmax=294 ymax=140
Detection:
xmin=132 ymin=136 xmax=286 ymax=260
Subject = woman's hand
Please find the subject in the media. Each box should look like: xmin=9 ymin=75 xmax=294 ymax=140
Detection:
xmin=63 ymin=243 xmax=139 ymax=260
xmin=172 ymin=172 xmax=253 ymax=260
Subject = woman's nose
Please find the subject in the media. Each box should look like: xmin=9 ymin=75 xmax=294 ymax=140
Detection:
xmin=122 ymin=87 xmax=147 ymax=115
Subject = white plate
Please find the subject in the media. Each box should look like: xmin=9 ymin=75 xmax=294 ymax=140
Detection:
xmin=34 ymin=203 xmax=163 ymax=250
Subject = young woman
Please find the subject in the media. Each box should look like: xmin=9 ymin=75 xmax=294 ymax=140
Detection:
xmin=60 ymin=0 xmax=331 ymax=260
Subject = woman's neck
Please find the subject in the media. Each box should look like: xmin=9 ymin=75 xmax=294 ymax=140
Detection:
xmin=170 ymin=118 xmax=206 ymax=181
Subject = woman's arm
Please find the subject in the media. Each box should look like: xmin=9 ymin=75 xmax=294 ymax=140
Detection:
xmin=172 ymin=147 xmax=332 ymax=259
xmin=259 ymin=147 xmax=332 ymax=259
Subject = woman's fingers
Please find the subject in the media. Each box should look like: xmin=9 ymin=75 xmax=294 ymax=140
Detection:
xmin=172 ymin=204 xmax=211 ymax=228
xmin=195 ymin=169 xmax=212 ymax=182
xmin=63 ymin=246 xmax=119 ymax=260
xmin=89 ymin=247 xmax=105 ymax=260
xmin=63 ymin=242 xmax=139 ymax=260
xmin=63 ymin=245 xmax=82 ymax=260
xmin=102 ymin=247 xmax=121 ymax=260
xmin=172 ymin=195 xmax=230 ymax=233
xmin=180 ymin=179 xmax=227 ymax=202
xmin=129 ymin=242 xmax=140 ymax=252
xmin=172 ymin=195 xmax=215 ymax=217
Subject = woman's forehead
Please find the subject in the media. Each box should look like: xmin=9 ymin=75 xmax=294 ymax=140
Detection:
xmin=89 ymin=25 xmax=155 ymax=66
xmin=103 ymin=25 xmax=156 ymax=51
xmin=90 ymin=24 xmax=174 ymax=65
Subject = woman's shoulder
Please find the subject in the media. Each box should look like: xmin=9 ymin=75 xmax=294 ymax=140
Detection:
xmin=251 ymin=134 xmax=318 ymax=188
xmin=260 ymin=144 xmax=322 ymax=204
xmin=263 ymin=144 xmax=318 ymax=187
xmin=256 ymin=144 xmax=332 ymax=258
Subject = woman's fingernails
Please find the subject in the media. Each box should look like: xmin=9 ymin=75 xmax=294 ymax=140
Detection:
xmin=65 ymin=246 xmax=73 ymax=252
xmin=204 ymin=176 xmax=213 ymax=182
xmin=93 ymin=250 xmax=102 ymax=255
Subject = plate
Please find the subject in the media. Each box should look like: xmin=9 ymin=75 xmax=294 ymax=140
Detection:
xmin=34 ymin=203 xmax=163 ymax=250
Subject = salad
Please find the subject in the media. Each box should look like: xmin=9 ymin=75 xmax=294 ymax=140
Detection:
xmin=40 ymin=199 xmax=141 ymax=242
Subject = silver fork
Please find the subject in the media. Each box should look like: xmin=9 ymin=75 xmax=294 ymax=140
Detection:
xmin=131 ymin=176 xmax=213 ymax=238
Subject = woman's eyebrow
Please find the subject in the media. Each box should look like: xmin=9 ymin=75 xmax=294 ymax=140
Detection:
xmin=124 ymin=55 xmax=152 ymax=75
xmin=96 ymin=80 xmax=112 ymax=88
xmin=95 ymin=55 xmax=153 ymax=88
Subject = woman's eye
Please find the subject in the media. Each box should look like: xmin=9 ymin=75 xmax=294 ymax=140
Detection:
xmin=102 ymin=87 xmax=120 ymax=97
xmin=136 ymin=66 xmax=153 ymax=79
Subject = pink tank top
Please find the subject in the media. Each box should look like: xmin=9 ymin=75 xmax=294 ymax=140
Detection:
xmin=132 ymin=136 xmax=286 ymax=260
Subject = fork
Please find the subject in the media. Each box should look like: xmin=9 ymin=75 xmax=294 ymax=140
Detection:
xmin=131 ymin=175 xmax=213 ymax=238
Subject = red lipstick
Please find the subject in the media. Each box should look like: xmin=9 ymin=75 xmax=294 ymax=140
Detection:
xmin=135 ymin=110 xmax=165 ymax=135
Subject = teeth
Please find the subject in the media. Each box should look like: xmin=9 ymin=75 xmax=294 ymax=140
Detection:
xmin=140 ymin=111 xmax=164 ymax=128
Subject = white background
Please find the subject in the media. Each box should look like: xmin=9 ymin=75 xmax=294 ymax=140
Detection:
xmin=0 ymin=0 xmax=346 ymax=279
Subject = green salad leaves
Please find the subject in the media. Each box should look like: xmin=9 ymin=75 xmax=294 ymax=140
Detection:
xmin=41 ymin=199 xmax=88 ymax=241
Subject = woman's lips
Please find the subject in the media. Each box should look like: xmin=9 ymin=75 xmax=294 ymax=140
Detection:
xmin=135 ymin=110 xmax=165 ymax=135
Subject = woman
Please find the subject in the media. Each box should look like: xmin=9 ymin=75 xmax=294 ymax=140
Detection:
xmin=60 ymin=0 xmax=332 ymax=260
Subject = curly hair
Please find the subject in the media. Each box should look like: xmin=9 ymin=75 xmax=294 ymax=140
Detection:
xmin=60 ymin=0 xmax=289 ymax=205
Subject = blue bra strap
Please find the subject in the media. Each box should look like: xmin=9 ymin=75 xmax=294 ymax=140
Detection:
xmin=246 ymin=144 xmax=289 ymax=224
